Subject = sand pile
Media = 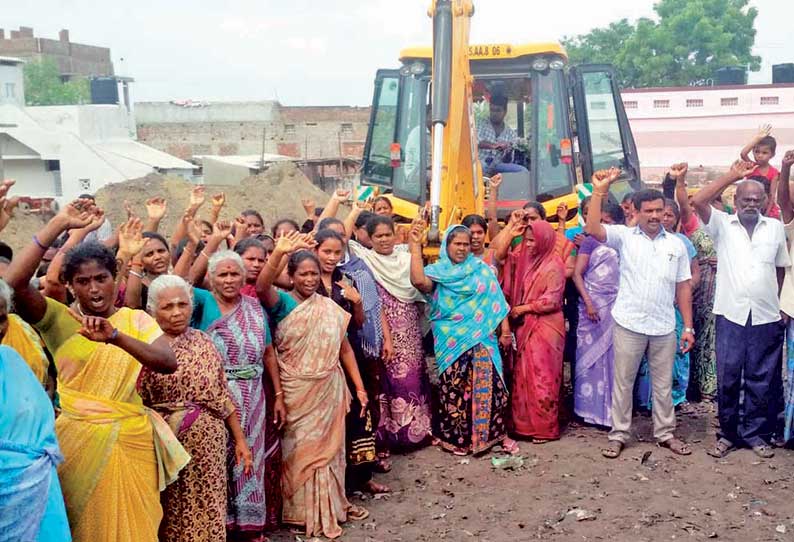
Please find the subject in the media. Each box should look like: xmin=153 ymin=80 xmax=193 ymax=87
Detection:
xmin=95 ymin=161 xmax=331 ymax=238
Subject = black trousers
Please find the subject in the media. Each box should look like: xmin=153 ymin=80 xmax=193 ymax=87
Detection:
xmin=715 ymin=314 xmax=784 ymax=447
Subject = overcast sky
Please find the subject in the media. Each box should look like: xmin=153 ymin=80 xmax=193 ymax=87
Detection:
xmin=3 ymin=0 xmax=792 ymax=105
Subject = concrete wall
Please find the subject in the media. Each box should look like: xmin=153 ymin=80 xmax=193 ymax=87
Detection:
xmin=25 ymin=104 xmax=134 ymax=140
xmin=3 ymin=160 xmax=58 ymax=197
xmin=136 ymin=102 xmax=370 ymax=161
xmin=0 ymin=61 xmax=24 ymax=106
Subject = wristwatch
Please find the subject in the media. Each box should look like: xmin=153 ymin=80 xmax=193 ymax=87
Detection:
xmin=683 ymin=327 xmax=695 ymax=334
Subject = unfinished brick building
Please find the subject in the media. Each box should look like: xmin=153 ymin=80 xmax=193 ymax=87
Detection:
xmin=0 ymin=27 xmax=113 ymax=80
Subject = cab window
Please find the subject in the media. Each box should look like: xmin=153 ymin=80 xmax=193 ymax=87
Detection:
xmin=362 ymin=71 xmax=400 ymax=186
xmin=534 ymin=69 xmax=574 ymax=199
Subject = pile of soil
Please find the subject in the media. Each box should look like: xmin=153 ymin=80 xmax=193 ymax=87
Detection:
xmin=95 ymin=161 xmax=331 ymax=238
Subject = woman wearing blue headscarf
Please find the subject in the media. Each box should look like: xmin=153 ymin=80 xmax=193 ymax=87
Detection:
xmin=0 ymin=344 xmax=71 ymax=541
xmin=408 ymin=221 xmax=518 ymax=456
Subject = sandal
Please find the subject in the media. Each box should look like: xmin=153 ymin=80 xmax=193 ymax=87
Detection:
xmin=502 ymin=438 xmax=520 ymax=455
xmin=348 ymin=505 xmax=370 ymax=521
xmin=601 ymin=440 xmax=624 ymax=459
xmin=752 ymin=444 xmax=775 ymax=459
xmin=706 ymin=439 xmax=735 ymax=458
xmin=658 ymin=437 xmax=691 ymax=456
xmin=532 ymin=438 xmax=552 ymax=445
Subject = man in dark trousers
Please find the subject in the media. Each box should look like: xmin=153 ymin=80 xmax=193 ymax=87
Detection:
xmin=692 ymin=160 xmax=791 ymax=459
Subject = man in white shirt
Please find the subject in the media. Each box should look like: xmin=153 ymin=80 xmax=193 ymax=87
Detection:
xmin=477 ymin=95 xmax=527 ymax=177
xmin=693 ymin=160 xmax=791 ymax=459
xmin=586 ymin=168 xmax=695 ymax=459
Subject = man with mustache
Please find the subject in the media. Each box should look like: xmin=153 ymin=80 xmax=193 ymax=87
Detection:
xmin=586 ymin=167 xmax=695 ymax=459
xmin=693 ymin=160 xmax=790 ymax=459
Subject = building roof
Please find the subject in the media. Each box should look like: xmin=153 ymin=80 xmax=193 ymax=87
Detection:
xmin=195 ymin=154 xmax=293 ymax=169
xmin=0 ymin=56 xmax=25 ymax=65
xmin=92 ymin=140 xmax=196 ymax=172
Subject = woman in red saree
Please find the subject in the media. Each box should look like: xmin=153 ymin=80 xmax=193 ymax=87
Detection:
xmin=502 ymin=220 xmax=566 ymax=441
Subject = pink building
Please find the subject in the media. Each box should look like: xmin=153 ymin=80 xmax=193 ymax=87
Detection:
xmin=621 ymin=84 xmax=794 ymax=182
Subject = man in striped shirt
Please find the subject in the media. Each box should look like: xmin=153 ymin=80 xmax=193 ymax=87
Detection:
xmin=586 ymin=167 xmax=695 ymax=459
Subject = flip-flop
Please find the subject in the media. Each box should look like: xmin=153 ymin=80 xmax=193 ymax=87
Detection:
xmin=706 ymin=440 xmax=735 ymax=458
xmin=502 ymin=438 xmax=520 ymax=455
xmin=658 ymin=437 xmax=692 ymax=456
xmin=348 ymin=505 xmax=370 ymax=521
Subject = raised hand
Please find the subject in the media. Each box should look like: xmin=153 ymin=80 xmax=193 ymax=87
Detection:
xmin=0 ymin=179 xmax=15 ymax=201
xmin=122 ymin=200 xmax=137 ymax=221
xmin=729 ymin=159 xmax=756 ymax=180
xmin=212 ymin=220 xmax=233 ymax=241
xmin=668 ymin=162 xmax=689 ymax=183
xmin=334 ymin=188 xmax=351 ymax=202
xmin=210 ymin=192 xmax=225 ymax=209
xmin=55 ymin=198 xmax=96 ymax=230
xmin=145 ymin=197 xmax=167 ymax=221
xmin=82 ymin=208 xmax=106 ymax=234
xmin=591 ymin=167 xmax=621 ymax=192
xmin=490 ymin=173 xmax=503 ymax=190
xmin=409 ymin=218 xmax=426 ymax=245
xmin=782 ymin=150 xmax=794 ymax=169
xmin=556 ymin=202 xmax=568 ymax=222
xmin=755 ymin=123 xmax=772 ymax=141
xmin=275 ymin=230 xmax=315 ymax=254
xmin=189 ymin=186 xmax=206 ymax=209
xmin=301 ymin=198 xmax=316 ymax=215
xmin=184 ymin=213 xmax=202 ymax=245
xmin=118 ymin=217 xmax=146 ymax=258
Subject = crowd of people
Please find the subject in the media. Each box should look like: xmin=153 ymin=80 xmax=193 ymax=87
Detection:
xmin=1 ymin=125 xmax=793 ymax=542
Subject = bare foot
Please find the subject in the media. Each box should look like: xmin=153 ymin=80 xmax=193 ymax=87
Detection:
xmin=364 ymin=479 xmax=391 ymax=494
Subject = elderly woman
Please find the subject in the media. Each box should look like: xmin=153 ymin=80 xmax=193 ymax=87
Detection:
xmin=191 ymin=250 xmax=286 ymax=540
xmin=256 ymin=234 xmax=370 ymax=539
xmin=3 ymin=200 xmax=186 ymax=542
xmin=137 ymin=274 xmax=254 ymax=542
xmin=1 ymin=287 xmax=70 ymax=541
xmin=408 ymin=223 xmax=517 ymax=456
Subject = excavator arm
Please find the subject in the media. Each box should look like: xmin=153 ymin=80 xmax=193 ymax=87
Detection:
xmin=427 ymin=0 xmax=483 ymax=242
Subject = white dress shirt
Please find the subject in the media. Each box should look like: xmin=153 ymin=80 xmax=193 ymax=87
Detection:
xmin=605 ymin=225 xmax=692 ymax=336
xmin=706 ymin=209 xmax=790 ymax=326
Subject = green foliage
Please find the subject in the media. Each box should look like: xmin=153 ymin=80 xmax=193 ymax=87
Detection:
xmin=23 ymin=57 xmax=90 ymax=106
xmin=562 ymin=0 xmax=762 ymax=88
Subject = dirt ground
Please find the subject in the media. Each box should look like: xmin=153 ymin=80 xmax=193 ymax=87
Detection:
xmin=0 ymin=161 xmax=333 ymax=254
xmin=269 ymin=400 xmax=794 ymax=542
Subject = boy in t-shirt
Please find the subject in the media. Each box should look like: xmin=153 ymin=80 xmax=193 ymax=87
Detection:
xmin=740 ymin=124 xmax=780 ymax=218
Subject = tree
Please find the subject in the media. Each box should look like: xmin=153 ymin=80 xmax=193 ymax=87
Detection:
xmin=23 ymin=57 xmax=90 ymax=106
xmin=562 ymin=0 xmax=761 ymax=88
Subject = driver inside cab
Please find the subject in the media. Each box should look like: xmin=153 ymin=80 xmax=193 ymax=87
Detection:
xmin=477 ymin=94 xmax=527 ymax=177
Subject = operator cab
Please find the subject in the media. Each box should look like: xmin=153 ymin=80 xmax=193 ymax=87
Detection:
xmin=361 ymin=43 xmax=641 ymax=220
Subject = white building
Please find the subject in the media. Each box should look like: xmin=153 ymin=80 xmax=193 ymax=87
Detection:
xmin=0 ymin=56 xmax=24 ymax=106
xmin=0 ymin=60 xmax=195 ymax=201
xmin=621 ymin=83 xmax=794 ymax=181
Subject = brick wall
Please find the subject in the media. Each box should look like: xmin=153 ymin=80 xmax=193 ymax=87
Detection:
xmin=0 ymin=28 xmax=113 ymax=78
xmin=136 ymin=102 xmax=371 ymax=161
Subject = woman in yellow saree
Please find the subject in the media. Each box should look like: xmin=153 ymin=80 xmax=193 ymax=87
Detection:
xmin=257 ymin=233 xmax=370 ymax=539
xmin=4 ymin=202 xmax=187 ymax=542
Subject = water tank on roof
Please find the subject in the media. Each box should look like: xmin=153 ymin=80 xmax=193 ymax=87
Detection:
xmin=90 ymin=77 xmax=119 ymax=105
xmin=714 ymin=66 xmax=747 ymax=86
xmin=773 ymin=63 xmax=794 ymax=84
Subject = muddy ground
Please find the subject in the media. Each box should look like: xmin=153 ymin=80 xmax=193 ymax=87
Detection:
xmin=270 ymin=401 xmax=793 ymax=542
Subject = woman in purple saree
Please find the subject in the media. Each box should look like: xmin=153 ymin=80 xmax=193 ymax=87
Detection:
xmin=571 ymin=202 xmax=624 ymax=427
